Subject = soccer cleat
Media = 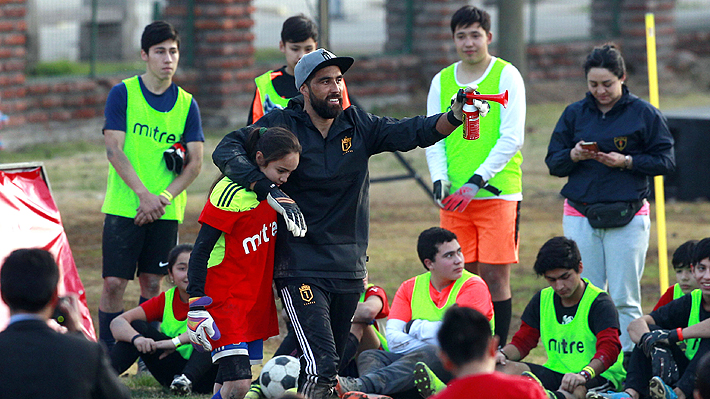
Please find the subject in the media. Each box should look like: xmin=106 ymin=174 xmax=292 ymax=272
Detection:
xmin=336 ymin=376 xmax=364 ymax=398
xmin=649 ymin=376 xmax=678 ymax=399
xmin=586 ymin=391 xmax=632 ymax=399
xmin=341 ymin=392 xmax=393 ymax=399
xmin=522 ymin=371 xmax=556 ymax=399
xmin=413 ymin=362 xmax=446 ymax=398
xmin=244 ymin=382 xmax=266 ymax=399
xmin=170 ymin=374 xmax=192 ymax=395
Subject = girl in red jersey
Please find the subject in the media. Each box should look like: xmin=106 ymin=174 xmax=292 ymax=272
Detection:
xmin=187 ymin=126 xmax=301 ymax=399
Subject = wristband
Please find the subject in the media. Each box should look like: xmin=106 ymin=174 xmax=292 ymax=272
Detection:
xmin=160 ymin=190 xmax=173 ymax=201
xmin=446 ymin=110 xmax=463 ymax=127
xmin=582 ymin=365 xmax=596 ymax=379
xmin=172 ymin=336 xmax=182 ymax=348
xmin=131 ymin=333 xmax=143 ymax=345
xmin=498 ymin=348 xmax=510 ymax=360
xmin=676 ymin=327 xmax=684 ymax=341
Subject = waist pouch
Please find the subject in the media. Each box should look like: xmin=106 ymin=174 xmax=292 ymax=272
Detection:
xmin=568 ymin=200 xmax=643 ymax=229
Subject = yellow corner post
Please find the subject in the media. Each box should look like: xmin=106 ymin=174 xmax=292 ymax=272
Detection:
xmin=645 ymin=13 xmax=669 ymax=294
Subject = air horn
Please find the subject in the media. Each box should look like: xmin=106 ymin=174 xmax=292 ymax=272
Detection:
xmin=455 ymin=89 xmax=508 ymax=140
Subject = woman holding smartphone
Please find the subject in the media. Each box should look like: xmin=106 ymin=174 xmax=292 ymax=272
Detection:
xmin=545 ymin=43 xmax=675 ymax=355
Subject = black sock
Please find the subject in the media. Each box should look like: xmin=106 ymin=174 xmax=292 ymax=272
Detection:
xmin=493 ymin=298 xmax=512 ymax=346
xmin=98 ymin=309 xmax=123 ymax=351
xmin=139 ymin=296 xmax=150 ymax=304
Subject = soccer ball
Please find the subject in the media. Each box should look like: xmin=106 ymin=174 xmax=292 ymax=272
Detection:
xmin=259 ymin=355 xmax=300 ymax=398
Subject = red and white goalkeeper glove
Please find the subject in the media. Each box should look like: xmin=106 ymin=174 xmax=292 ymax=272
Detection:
xmin=441 ymin=174 xmax=501 ymax=212
xmin=187 ymin=296 xmax=221 ymax=352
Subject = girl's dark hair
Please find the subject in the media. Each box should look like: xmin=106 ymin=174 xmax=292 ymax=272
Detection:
xmin=245 ymin=126 xmax=301 ymax=166
xmin=583 ymin=43 xmax=626 ymax=79
xmin=208 ymin=127 xmax=301 ymax=195
xmin=167 ymin=243 xmax=193 ymax=272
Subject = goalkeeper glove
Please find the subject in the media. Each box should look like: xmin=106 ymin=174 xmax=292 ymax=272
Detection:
xmin=649 ymin=344 xmax=680 ymax=385
xmin=432 ymin=180 xmax=452 ymax=208
xmin=441 ymin=174 xmax=501 ymax=212
xmin=639 ymin=329 xmax=680 ymax=357
xmin=254 ymin=179 xmax=307 ymax=238
xmin=187 ymin=296 xmax=221 ymax=352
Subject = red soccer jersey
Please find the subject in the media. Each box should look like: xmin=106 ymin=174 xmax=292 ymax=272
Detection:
xmin=431 ymin=372 xmax=548 ymax=399
xmin=199 ymin=199 xmax=279 ymax=345
xmin=140 ymin=290 xmax=188 ymax=323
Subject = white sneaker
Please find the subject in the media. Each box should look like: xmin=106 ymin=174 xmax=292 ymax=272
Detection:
xmin=170 ymin=374 xmax=192 ymax=395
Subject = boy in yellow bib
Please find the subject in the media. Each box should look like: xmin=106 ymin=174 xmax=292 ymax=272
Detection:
xmin=99 ymin=21 xmax=204 ymax=350
xmin=495 ymin=237 xmax=625 ymax=399
xmin=336 ymin=227 xmax=493 ymax=398
xmin=425 ymin=5 xmax=526 ymax=346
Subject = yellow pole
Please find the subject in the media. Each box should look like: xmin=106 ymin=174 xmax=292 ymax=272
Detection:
xmin=645 ymin=13 xmax=669 ymax=294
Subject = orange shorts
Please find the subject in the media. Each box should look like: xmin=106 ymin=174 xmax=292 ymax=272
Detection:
xmin=440 ymin=199 xmax=520 ymax=265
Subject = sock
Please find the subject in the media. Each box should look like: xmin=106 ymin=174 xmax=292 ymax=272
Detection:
xmin=493 ymin=298 xmax=512 ymax=345
xmin=139 ymin=296 xmax=150 ymax=304
xmin=211 ymin=389 xmax=223 ymax=399
xmin=98 ymin=309 xmax=123 ymax=351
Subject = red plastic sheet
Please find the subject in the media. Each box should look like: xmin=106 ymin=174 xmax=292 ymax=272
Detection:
xmin=0 ymin=166 xmax=96 ymax=340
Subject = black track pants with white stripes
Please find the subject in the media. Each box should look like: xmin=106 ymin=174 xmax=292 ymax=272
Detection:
xmin=279 ymin=282 xmax=359 ymax=399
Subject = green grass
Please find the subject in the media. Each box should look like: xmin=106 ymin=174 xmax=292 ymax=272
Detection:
xmin=26 ymin=60 xmax=144 ymax=78
xmin=5 ymin=90 xmax=710 ymax=395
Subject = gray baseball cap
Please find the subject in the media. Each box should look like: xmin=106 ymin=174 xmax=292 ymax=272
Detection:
xmin=294 ymin=48 xmax=354 ymax=90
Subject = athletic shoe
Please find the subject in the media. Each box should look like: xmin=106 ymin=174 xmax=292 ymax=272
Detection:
xmin=341 ymin=392 xmax=393 ymax=399
xmin=170 ymin=374 xmax=192 ymax=395
xmin=586 ymin=391 xmax=632 ymax=399
xmin=413 ymin=362 xmax=446 ymax=398
xmin=244 ymin=382 xmax=266 ymax=399
xmin=522 ymin=371 xmax=556 ymax=399
xmin=649 ymin=376 xmax=678 ymax=399
xmin=336 ymin=376 xmax=364 ymax=398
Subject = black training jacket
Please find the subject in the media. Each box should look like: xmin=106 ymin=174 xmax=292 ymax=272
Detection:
xmin=545 ymin=86 xmax=675 ymax=204
xmin=213 ymin=95 xmax=446 ymax=280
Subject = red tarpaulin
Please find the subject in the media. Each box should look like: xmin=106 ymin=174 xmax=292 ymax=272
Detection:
xmin=0 ymin=164 xmax=96 ymax=340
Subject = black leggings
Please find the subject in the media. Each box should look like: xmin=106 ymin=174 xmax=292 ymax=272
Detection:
xmin=109 ymin=320 xmax=218 ymax=394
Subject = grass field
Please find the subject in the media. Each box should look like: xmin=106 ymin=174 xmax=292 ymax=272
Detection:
xmin=2 ymin=86 xmax=710 ymax=398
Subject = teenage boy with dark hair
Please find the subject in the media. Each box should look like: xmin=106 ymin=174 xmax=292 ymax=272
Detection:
xmin=99 ymin=20 xmax=204 ymax=350
xmin=494 ymin=237 xmax=625 ymax=399
xmin=336 ymin=227 xmax=493 ymax=399
xmin=424 ymin=4 xmax=526 ymax=347
xmin=248 ymin=14 xmax=352 ymax=124
xmin=654 ymin=240 xmax=699 ymax=311
xmin=593 ymin=238 xmax=710 ymax=399
xmin=428 ymin=306 xmax=547 ymax=399
xmin=0 ymin=248 xmax=131 ymax=399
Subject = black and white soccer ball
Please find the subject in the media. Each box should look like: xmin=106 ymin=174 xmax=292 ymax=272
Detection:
xmin=259 ymin=355 xmax=300 ymax=398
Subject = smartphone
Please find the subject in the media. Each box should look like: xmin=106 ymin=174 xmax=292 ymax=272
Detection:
xmin=580 ymin=141 xmax=599 ymax=152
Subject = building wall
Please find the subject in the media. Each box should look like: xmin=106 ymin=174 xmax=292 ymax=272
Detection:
xmin=0 ymin=0 xmax=706 ymax=149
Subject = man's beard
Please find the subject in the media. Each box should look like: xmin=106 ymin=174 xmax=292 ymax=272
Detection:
xmin=309 ymin=90 xmax=343 ymax=119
